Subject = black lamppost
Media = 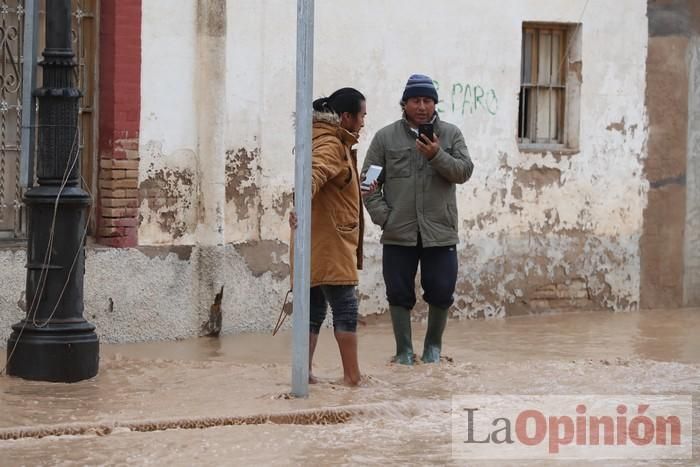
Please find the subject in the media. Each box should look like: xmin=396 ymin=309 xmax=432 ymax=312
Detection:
xmin=6 ymin=0 xmax=98 ymax=382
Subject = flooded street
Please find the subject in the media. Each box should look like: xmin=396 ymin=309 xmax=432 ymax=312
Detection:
xmin=1 ymin=308 xmax=699 ymax=465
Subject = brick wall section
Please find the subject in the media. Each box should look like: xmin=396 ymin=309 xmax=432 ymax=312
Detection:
xmin=527 ymin=279 xmax=592 ymax=311
xmin=97 ymin=0 xmax=142 ymax=247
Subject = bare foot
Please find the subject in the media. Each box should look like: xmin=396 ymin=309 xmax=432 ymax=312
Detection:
xmin=343 ymin=378 xmax=360 ymax=387
xmin=309 ymin=373 xmax=319 ymax=384
xmin=342 ymin=373 xmax=363 ymax=387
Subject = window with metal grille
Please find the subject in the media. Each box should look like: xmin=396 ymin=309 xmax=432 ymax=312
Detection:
xmin=518 ymin=23 xmax=581 ymax=151
xmin=0 ymin=0 xmax=98 ymax=240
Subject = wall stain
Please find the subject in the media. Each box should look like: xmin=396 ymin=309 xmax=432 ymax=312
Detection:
xmin=138 ymin=246 xmax=194 ymax=261
xmin=544 ymin=208 xmax=561 ymax=226
xmin=511 ymin=184 xmax=523 ymax=200
xmin=607 ymin=117 xmax=630 ymax=135
xmin=648 ymin=0 xmax=697 ymax=37
xmin=453 ymin=234 xmax=631 ymax=318
xmin=489 ymin=185 xmax=508 ymax=208
xmin=463 ymin=219 xmax=476 ymax=230
xmin=234 ymin=240 xmax=290 ymax=280
xmin=475 ymin=212 xmax=498 ymax=229
xmin=140 ymin=167 xmax=196 ymax=239
xmin=569 ymin=60 xmax=583 ymax=83
xmin=272 ymin=191 xmax=294 ymax=217
xmin=196 ymin=0 xmax=226 ymax=37
xmin=649 ymin=173 xmax=687 ymax=188
xmin=512 ymin=166 xmax=562 ymax=194
xmin=497 ymin=151 xmax=512 ymax=174
xmin=226 ymin=148 xmax=262 ymax=220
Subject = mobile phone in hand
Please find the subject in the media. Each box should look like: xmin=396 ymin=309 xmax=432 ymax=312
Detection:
xmin=418 ymin=123 xmax=434 ymax=141
xmin=361 ymin=164 xmax=383 ymax=189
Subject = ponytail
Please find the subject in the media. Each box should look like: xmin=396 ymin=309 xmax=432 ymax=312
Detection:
xmin=312 ymin=88 xmax=365 ymax=116
xmin=312 ymin=96 xmax=331 ymax=112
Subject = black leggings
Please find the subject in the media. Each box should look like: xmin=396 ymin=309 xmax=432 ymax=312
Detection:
xmin=309 ymin=285 xmax=358 ymax=334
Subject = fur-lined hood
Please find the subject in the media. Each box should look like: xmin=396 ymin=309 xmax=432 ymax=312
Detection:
xmin=313 ymin=110 xmax=341 ymax=125
xmin=312 ymin=110 xmax=358 ymax=147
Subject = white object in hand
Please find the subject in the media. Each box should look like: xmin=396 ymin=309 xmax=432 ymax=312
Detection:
xmin=362 ymin=164 xmax=383 ymax=188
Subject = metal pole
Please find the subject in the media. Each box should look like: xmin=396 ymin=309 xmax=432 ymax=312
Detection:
xmin=6 ymin=0 xmax=99 ymax=382
xmin=291 ymin=0 xmax=314 ymax=398
xmin=19 ymin=0 xmax=39 ymax=188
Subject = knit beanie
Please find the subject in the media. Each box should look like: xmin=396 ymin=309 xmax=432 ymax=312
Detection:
xmin=401 ymin=74 xmax=438 ymax=103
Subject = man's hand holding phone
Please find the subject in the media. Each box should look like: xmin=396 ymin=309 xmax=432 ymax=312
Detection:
xmin=417 ymin=123 xmax=439 ymax=160
xmin=361 ymin=164 xmax=382 ymax=196
xmin=361 ymin=180 xmax=378 ymax=197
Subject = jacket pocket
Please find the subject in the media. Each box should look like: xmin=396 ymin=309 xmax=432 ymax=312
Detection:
xmin=424 ymin=198 xmax=457 ymax=231
xmin=386 ymin=149 xmax=412 ymax=178
xmin=336 ymin=222 xmax=358 ymax=233
xmin=335 ymin=222 xmax=359 ymax=248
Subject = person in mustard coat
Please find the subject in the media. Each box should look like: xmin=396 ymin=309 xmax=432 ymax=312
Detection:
xmin=291 ymin=87 xmax=373 ymax=386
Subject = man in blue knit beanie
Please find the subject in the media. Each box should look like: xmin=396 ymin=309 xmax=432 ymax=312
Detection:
xmin=401 ymin=74 xmax=439 ymax=103
xmin=362 ymin=74 xmax=474 ymax=365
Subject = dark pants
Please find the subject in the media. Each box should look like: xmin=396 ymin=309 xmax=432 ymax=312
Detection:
xmin=383 ymin=238 xmax=458 ymax=310
xmin=309 ymin=285 xmax=359 ymax=334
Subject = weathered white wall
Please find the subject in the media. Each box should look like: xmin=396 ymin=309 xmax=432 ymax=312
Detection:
xmin=138 ymin=0 xmax=199 ymax=244
xmin=0 ymin=0 xmax=651 ymax=348
xmin=133 ymin=0 xmax=649 ymax=338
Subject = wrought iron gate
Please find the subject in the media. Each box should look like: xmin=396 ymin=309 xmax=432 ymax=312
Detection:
xmin=0 ymin=0 xmax=98 ymax=239
xmin=0 ymin=1 xmax=25 ymax=237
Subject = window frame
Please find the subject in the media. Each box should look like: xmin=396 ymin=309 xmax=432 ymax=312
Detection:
xmin=518 ymin=22 xmax=579 ymax=152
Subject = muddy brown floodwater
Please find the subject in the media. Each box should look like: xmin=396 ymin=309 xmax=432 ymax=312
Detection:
xmin=1 ymin=308 xmax=698 ymax=466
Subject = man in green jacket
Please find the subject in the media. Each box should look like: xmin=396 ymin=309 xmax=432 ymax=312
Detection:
xmin=362 ymin=74 xmax=474 ymax=365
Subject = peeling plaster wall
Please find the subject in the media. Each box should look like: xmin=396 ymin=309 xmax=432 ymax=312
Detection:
xmin=0 ymin=0 xmax=651 ymax=347
xmin=218 ymin=0 xmax=649 ymax=317
xmin=139 ymin=0 xmax=199 ymax=245
xmin=117 ymin=0 xmax=649 ymax=343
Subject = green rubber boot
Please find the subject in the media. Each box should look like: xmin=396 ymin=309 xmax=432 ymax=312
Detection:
xmin=390 ymin=305 xmax=414 ymax=365
xmin=421 ymin=305 xmax=449 ymax=363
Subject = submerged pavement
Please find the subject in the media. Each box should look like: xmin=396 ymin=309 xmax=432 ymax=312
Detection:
xmin=1 ymin=308 xmax=699 ymax=465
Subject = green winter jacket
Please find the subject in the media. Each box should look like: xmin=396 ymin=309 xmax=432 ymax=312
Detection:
xmin=362 ymin=114 xmax=473 ymax=247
